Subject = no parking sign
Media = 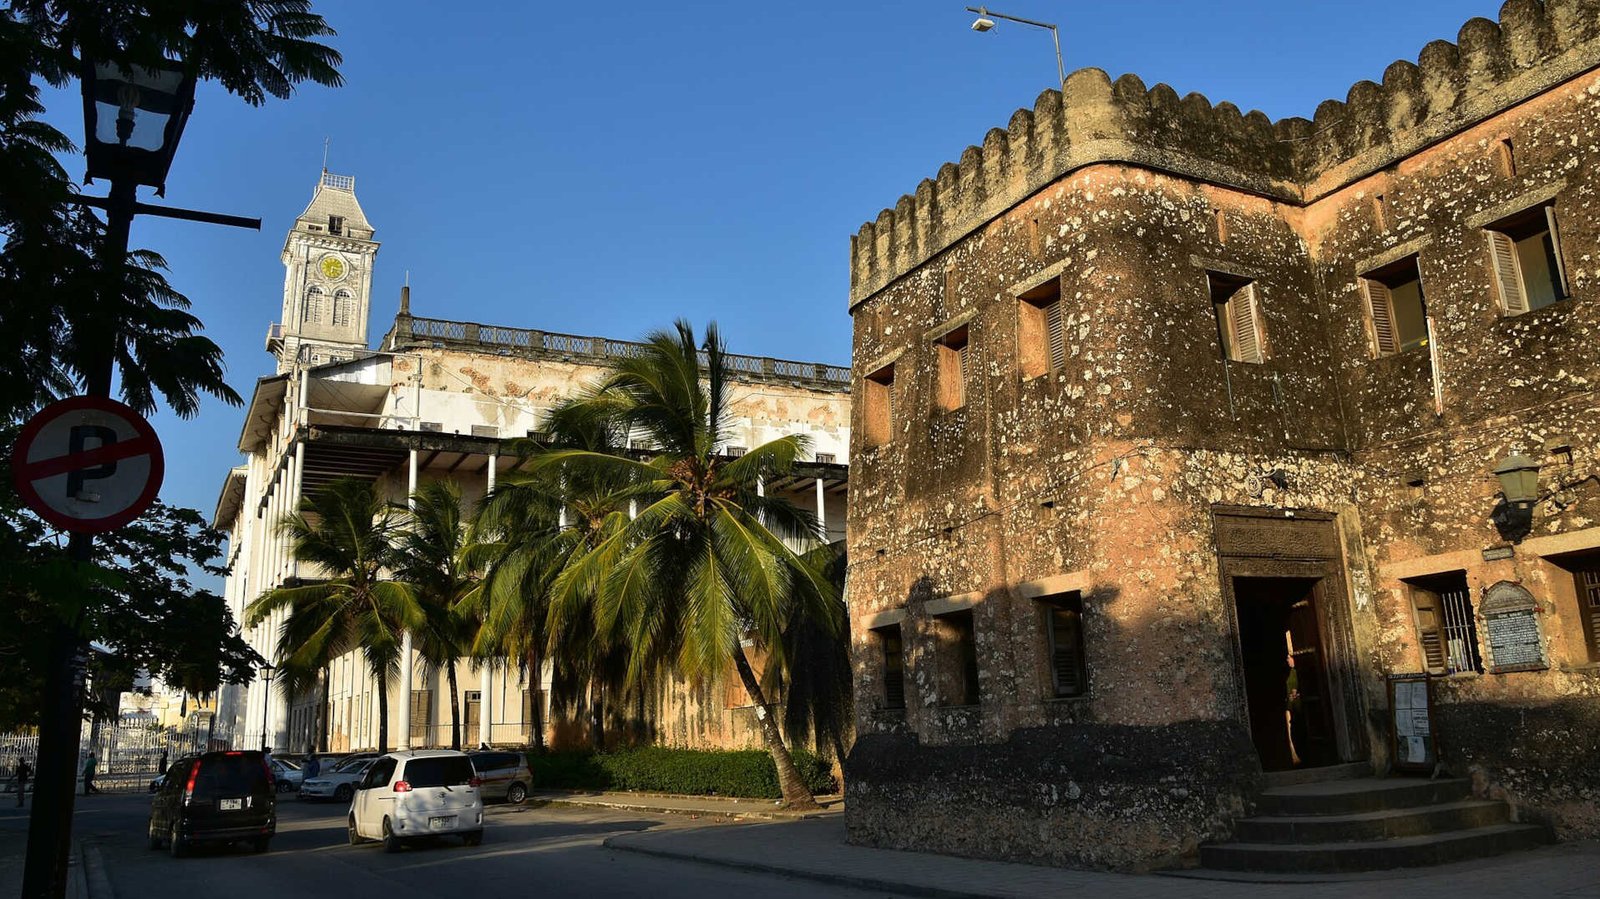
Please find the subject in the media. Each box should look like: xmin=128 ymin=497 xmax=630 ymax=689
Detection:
xmin=11 ymin=396 xmax=165 ymax=533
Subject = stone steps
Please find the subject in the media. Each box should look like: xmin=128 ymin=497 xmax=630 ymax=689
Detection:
xmin=1200 ymin=773 xmax=1552 ymax=874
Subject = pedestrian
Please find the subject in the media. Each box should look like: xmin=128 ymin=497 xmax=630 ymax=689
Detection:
xmin=82 ymin=754 xmax=100 ymax=795
xmin=14 ymin=757 xmax=31 ymax=807
xmin=157 ymin=750 xmax=168 ymax=774
xmin=302 ymin=751 xmax=320 ymax=780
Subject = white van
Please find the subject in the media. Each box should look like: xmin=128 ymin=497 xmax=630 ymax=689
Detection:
xmin=346 ymin=750 xmax=484 ymax=851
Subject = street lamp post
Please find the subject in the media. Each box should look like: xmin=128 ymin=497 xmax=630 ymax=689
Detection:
xmin=20 ymin=57 xmax=261 ymax=899
xmin=260 ymin=665 xmax=278 ymax=751
xmin=966 ymin=5 xmax=1067 ymax=91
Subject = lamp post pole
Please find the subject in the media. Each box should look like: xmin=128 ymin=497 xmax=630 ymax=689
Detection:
xmin=261 ymin=667 xmax=277 ymax=750
xmin=966 ymin=5 xmax=1067 ymax=91
xmin=21 ymin=58 xmax=259 ymax=899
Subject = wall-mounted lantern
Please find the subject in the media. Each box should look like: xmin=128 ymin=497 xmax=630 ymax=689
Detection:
xmin=1490 ymin=454 xmax=1541 ymax=542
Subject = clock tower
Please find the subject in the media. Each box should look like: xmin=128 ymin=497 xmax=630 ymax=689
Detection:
xmin=269 ymin=170 xmax=379 ymax=372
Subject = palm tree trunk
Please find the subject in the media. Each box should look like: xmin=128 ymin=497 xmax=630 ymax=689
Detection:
xmin=447 ymin=660 xmax=461 ymax=751
xmin=528 ymin=649 xmax=545 ymax=751
xmin=732 ymin=644 xmax=819 ymax=810
xmin=319 ymin=667 xmax=332 ymax=753
xmin=375 ymin=670 xmax=389 ymax=754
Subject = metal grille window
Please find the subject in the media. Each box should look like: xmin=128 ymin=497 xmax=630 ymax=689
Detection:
xmin=1408 ymin=572 xmax=1482 ymax=675
xmin=874 ymin=624 xmax=905 ymax=709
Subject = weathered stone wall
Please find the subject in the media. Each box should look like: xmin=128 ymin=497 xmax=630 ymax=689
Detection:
xmin=847 ymin=1 xmax=1600 ymax=868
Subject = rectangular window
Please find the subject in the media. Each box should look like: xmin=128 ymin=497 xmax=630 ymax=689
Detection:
xmin=934 ymin=324 xmax=969 ymax=411
xmin=1040 ymin=593 xmax=1087 ymax=698
xmin=1208 ymin=271 xmax=1265 ymax=364
xmin=815 ymin=452 xmax=836 ymax=464
xmin=420 ymin=421 xmax=444 ymax=433
xmin=934 ymin=609 xmax=981 ymax=707
xmin=1574 ymin=558 xmax=1600 ymax=663
xmin=328 ymin=215 xmax=344 ymax=236
xmin=1018 ymin=279 xmax=1065 ymax=379
xmin=724 ymin=446 xmax=747 ymax=458
xmin=874 ymin=625 xmax=905 ymax=709
xmin=1406 ymin=571 xmax=1482 ymax=675
xmin=470 ymin=424 xmax=498 ymax=438
xmin=1486 ymin=204 xmax=1568 ymax=314
xmin=409 ymin=690 xmax=432 ymax=744
xmin=864 ymin=363 xmax=896 ymax=447
xmin=1363 ymin=256 xmax=1429 ymax=357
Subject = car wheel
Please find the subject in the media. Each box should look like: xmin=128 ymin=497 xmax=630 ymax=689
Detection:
xmin=147 ymin=825 xmax=163 ymax=851
xmin=347 ymin=815 xmax=363 ymax=846
xmin=462 ymin=830 xmax=483 ymax=847
xmin=253 ymin=836 xmax=270 ymax=854
xmin=168 ymin=824 xmax=187 ymax=859
xmin=277 ymin=781 xmax=293 ymax=794
xmin=381 ymin=818 xmax=402 ymax=854
xmin=334 ymin=784 xmax=354 ymax=802
xmin=506 ymin=782 xmax=527 ymax=804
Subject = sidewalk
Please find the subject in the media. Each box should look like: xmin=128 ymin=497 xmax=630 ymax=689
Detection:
xmin=603 ymin=816 xmax=1600 ymax=899
xmin=529 ymin=788 xmax=841 ymax=820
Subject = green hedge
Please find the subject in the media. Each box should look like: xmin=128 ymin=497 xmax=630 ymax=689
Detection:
xmin=527 ymin=747 xmax=835 ymax=799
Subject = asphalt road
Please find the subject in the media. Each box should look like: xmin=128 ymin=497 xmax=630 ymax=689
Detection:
xmin=1 ymin=792 xmax=904 ymax=898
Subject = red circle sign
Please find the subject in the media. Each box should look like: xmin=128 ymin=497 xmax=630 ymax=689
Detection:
xmin=11 ymin=396 xmax=165 ymax=533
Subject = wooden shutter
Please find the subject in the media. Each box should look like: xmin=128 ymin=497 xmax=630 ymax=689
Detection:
xmin=1365 ymin=279 xmax=1399 ymax=356
xmin=1048 ymin=603 xmax=1086 ymax=697
xmin=410 ymin=690 xmax=431 ymax=743
xmin=1045 ymin=300 xmax=1066 ymax=371
xmin=1545 ymin=206 xmax=1570 ymax=298
xmin=879 ymin=628 xmax=905 ymax=708
xmin=1579 ymin=567 xmax=1600 ymax=662
xmin=1487 ymin=230 xmax=1526 ymax=313
xmin=1230 ymin=283 xmax=1263 ymax=363
xmin=1410 ymin=590 xmax=1448 ymax=675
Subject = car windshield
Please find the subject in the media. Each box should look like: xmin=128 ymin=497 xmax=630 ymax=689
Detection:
xmin=275 ymin=759 xmax=300 ymax=770
xmin=194 ymin=755 xmax=262 ymax=797
xmin=405 ymin=756 xmax=475 ymax=788
xmin=332 ymin=757 xmax=369 ymax=772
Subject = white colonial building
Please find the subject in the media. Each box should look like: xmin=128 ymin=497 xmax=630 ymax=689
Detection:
xmin=215 ymin=172 xmax=851 ymax=754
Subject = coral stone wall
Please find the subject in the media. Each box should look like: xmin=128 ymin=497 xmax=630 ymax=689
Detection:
xmin=847 ymin=0 xmax=1600 ymax=869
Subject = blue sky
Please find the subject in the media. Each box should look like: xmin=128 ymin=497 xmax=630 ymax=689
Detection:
xmin=37 ymin=0 xmax=1500 ymax=532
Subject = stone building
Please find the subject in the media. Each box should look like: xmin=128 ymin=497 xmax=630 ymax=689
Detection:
xmin=844 ymin=1 xmax=1600 ymax=872
xmin=215 ymin=171 xmax=851 ymax=756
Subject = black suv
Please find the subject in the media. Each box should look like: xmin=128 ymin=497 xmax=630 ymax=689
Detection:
xmin=147 ymin=751 xmax=277 ymax=856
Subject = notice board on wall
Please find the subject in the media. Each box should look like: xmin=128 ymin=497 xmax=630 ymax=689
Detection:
xmin=1388 ymin=674 xmax=1437 ymax=772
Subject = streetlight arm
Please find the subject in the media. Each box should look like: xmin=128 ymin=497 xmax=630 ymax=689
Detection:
xmin=965 ymin=5 xmax=1057 ymax=31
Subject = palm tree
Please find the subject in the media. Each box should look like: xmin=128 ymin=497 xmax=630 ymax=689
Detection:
xmin=245 ymin=478 xmax=420 ymax=754
xmin=533 ymin=321 xmax=842 ymax=809
xmin=394 ymin=480 xmax=479 ymax=750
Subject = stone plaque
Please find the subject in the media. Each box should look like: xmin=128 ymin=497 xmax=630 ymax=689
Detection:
xmin=1480 ymin=582 xmax=1547 ymax=673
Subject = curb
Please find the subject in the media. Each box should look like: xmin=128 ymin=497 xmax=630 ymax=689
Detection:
xmin=531 ymin=794 xmax=840 ymax=821
xmin=81 ymin=843 xmax=115 ymax=899
xmin=601 ymin=836 xmax=1003 ymax=899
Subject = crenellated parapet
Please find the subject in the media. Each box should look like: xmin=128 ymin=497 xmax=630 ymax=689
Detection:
xmin=849 ymin=0 xmax=1600 ymax=307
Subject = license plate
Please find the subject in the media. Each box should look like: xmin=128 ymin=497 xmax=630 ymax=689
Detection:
xmin=428 ymin=816 xmax=455 ymax=831
xmin=220 ymin=798 xmax=242 ymax=811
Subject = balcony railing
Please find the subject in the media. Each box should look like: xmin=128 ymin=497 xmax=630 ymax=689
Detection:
xmin=390 ymin=316 xmax=851 ymax=392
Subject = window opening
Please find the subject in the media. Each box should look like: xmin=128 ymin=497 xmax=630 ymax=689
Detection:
xmin=934 ymin=324 xmax=969 ymax=411
xmin=864 ymin=363 xmax=895 ymax=447
xmin=409 ymin=690 xmax=431 ymax=744
xmin=815 ymin=452 xmax=836 ymax=464
xmin=1208 ymin=271 xmax=1264 ymax=364
xmin=1018 ymin=278 xmax=1065 ymax=379
xmin=1571 ymin=556 xmax=1600 ymax=663
xmin=724 ymin=446 xmax=747 ymax=458
xmin=303 ymin=285 xmax=324 ymax=325
xmin=1486 ymin=204 xmax=1568 ymax=314
xmin=332 ymin=289 xmax=354 ymax=328
xmin=934 ymin=608 xmax=981 ymax=707
xmin=328 ymin=215 xmax=344 ymax=236
xmin=1406 ymin=571 xmax=1482 ymax=675
xmin=874 ymin=625 xmax=905 ymax=709
xmin=1041 ymin=592 xmax=1087 ymax=698
xmin=1495 ymin=138 xmax=1516 ymax=177
xmin=1362 ymin=256 xmax=1429 ymax=356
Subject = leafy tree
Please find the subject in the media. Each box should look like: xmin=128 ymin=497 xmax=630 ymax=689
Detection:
xmin=530 ymin=322 xmax=842 ymax=809
xmin=394 ymin=480 xmax=479 ymax=750
xmin=245 ymin=478 xmax=420 ymax=754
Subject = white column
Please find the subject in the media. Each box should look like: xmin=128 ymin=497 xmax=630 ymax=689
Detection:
xmin=480 ymin=454 xmax=495 ymax=749
xmin=398 ymin=448 xmax=418 ymax=749
xmin=815 ymin=476 xmax=827 ymax=543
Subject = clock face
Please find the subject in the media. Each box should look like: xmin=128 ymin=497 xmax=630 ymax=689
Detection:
xmin=319 ymin=255 xmax=346 ymax=280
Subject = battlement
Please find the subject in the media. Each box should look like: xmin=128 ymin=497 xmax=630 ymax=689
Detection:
xmin=850 ymin=0 xmax=1600 ymax=306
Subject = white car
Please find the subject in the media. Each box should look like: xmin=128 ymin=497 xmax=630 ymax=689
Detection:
xmin=347 ymin=750 xmax=483 ymax=851
xmin=300 ymin=758 xmax=373 ymax=802
xmin=269 ymin=758 xmax=303 ymax=793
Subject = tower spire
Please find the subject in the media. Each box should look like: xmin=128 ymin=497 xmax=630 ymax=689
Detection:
xmin=321 ymin=136 xmax=330 ymax=173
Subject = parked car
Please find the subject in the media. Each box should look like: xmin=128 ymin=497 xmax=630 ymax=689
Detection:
xmin=300 ymin=758 xmax=374 ymax=802
xmin=146 ymin=750 xmax=276 ymax=857
xmin=347 ymin=750 xmax=483 ymax=852
xmin=269 ymin=758 xmax=303 ymax=793
xmin=468 ymin=751 xmax=532 ymax=804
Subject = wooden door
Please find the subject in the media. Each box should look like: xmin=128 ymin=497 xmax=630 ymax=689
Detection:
xmin=1285 ymin=584 xmax=1338 ymax=768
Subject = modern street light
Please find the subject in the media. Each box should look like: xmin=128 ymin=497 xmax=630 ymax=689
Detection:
xmin=260 ymin=665 xmax=278 ymax=751
xmin=965 ymin=6 xmax=1067 ymax=91
xmin=22 ymin=52 xmax=261 ymax=899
